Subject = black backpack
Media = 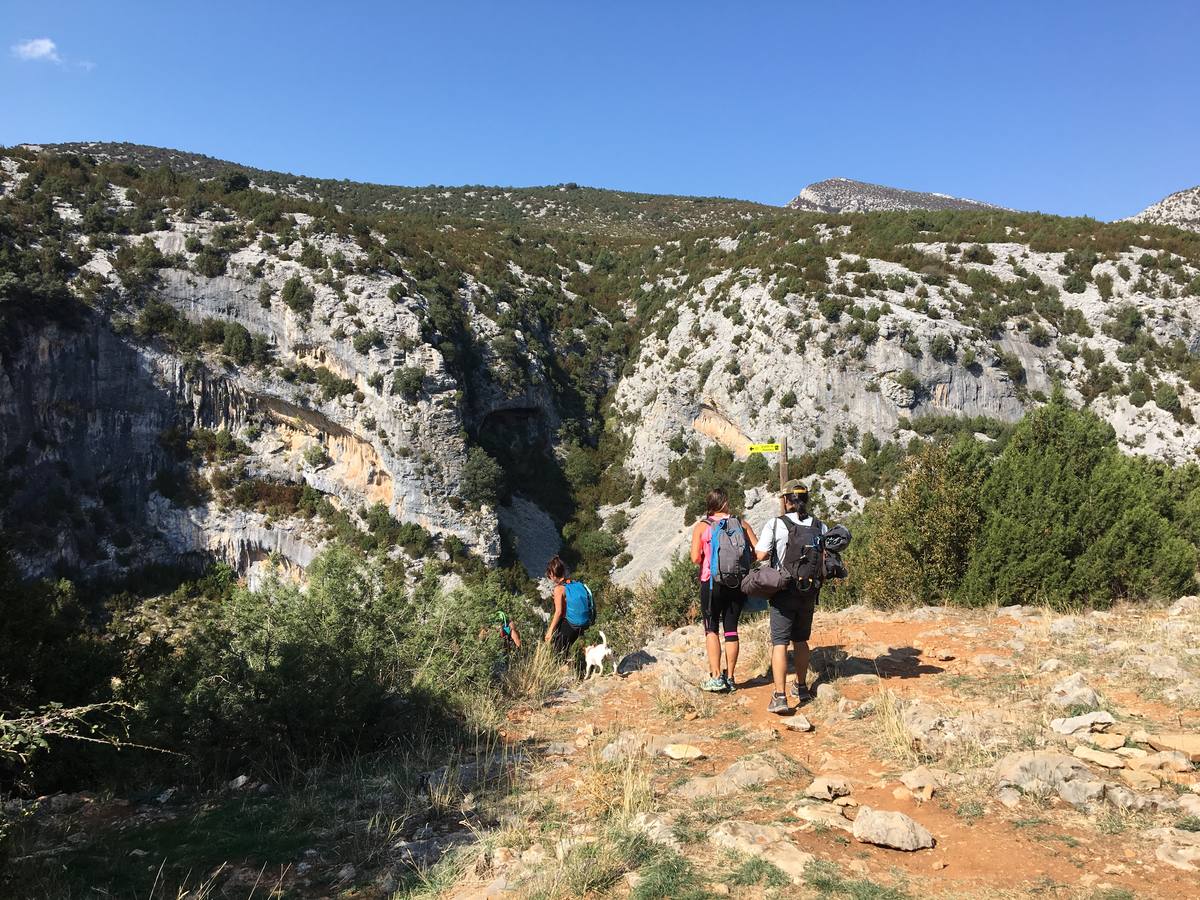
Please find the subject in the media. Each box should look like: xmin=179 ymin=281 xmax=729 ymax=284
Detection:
xmin=778 ymin=516 xmax=824 ymax=594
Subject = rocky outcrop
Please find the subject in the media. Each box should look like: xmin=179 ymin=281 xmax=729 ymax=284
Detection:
xmin=0 ymin=255 xmax=500 ymax=578
xmin=150 ymin=257 xmax=487 ymax=546
xmin=707 ymin=820 xmax=814 ymax=883
xmin=0 ymin=318 xmax=186 ymax=578
xmin=611 ymin=235 xmax=1200 ymax=584
xmin=613 ymin=272 xmax=1038 ymax=489
xmin=1126 ymin=185 xmax=1200 ymax=233
xmin=788 ymin=177 xmax=1002 ymax=213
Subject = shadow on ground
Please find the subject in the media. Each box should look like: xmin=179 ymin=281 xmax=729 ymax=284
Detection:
xmin=810 ymin=645 xmax=945 ymax=684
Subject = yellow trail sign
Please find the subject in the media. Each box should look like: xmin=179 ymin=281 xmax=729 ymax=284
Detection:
xmin=748 ymin=442 xmax=781 ymax=454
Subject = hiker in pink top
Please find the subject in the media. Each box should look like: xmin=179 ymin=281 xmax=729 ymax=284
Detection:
xmin=689 ymin=488 xmax=758 ymax=693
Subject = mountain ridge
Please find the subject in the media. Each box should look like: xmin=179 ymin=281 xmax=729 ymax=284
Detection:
xmin=1128 ymin=184 xmax=1200 ymax=233
xmin=28 ymin=142 xmax=1198 ymax=229
xmin=25 ymin=141 xmax=776 ymax=237
xmin=788 ymin=177 xmax=1004 ymax=214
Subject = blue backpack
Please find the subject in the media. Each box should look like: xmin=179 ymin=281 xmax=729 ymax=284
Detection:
xmin=563 ymin=580 xmax=595 ymax=627
xmin=709 ymin=516 xmax=752 ymax=589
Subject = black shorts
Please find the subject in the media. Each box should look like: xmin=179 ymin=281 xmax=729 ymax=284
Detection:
xmin=552 ymin=619 xmax=585 ymax=655
xmin=700 ymin=580 xmax=745 ymax=641
xmin=769 ymin=590 xmax=817 ymax=646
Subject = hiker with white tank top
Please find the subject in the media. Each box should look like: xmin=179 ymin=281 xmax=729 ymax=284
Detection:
xmin=755 ymin=480 xmax=831 ymax=715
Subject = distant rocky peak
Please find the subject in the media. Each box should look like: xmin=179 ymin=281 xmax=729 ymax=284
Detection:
xmin=1126 ymin=185 xmax=1200 ymax=233
xmin=787 ymin=177 xmax=1002 ymax=214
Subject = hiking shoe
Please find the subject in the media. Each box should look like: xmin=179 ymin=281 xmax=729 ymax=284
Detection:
xmin=767 ymin=692 xmax=790 ymax=715
xmin=722 ymin=674 xmax=737 ymax=693
xmin=789 ymin=682 xmax=815 ymax=704
xmin=701 ymin=676 xmax=727 ymax=693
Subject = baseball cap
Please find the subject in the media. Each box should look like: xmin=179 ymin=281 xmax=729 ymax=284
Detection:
xmin=778 ymin=479 xmax=809 ymax=498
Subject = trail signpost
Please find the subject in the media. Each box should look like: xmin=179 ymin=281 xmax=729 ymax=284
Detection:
xmin=748 ymin=437 xmax=789 ymax=510
xmin=779 ymin=436 xmax=788 ymax=511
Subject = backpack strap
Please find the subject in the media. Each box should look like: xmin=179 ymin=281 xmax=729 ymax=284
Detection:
xmin=707 ymin=518 xmax=720 ymax=582
xmin=770 ymin=515 xmax=790 ymax=568
xmin=811 ymin=519 xmax=826 ymax=553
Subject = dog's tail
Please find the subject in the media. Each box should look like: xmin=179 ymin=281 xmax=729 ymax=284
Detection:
xmin=599 ymin=630 xmax=607 ymax=647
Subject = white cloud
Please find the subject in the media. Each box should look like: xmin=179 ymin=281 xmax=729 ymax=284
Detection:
xmin=12 ymin=38 xmax=62 ymax=63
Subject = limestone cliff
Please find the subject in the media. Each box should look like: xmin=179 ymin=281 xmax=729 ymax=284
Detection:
xmin=3 ymin=145 xmax=1199 ymax=588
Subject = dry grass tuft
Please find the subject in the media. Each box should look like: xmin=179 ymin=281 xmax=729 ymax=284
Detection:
xmin=519 ymin=828 xmax=653 ymax=900
xmin=574 ymin=749 xmax=653 ymax=825
xmin=503 ymin=642 xmax=574 ymax=709
xmin=653 ymin=687 xmax=716 ymax=720
xmin=873 ymin=688 xmax=918 ymax=766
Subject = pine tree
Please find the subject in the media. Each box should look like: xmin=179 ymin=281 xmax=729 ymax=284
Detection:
xmin=854 ymin=441 xmax=989 ymax=607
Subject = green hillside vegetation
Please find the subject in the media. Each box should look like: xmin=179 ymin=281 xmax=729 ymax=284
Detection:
xmin=5 ymin=144 xmax=1200 ymax=599
xmin=846 ymin=394 xmax=1199 ymax=608
xmin=38 ymin=141 xmax=776 ymax=237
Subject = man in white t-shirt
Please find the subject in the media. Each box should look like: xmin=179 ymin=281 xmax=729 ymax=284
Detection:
xmin=756 ymin=480 xmax=827 ymax=715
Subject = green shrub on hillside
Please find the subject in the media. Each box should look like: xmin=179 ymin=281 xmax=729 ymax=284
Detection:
xmin=461 ymin=446 xmax=507 ymax=507
xmin=113 ymin=238 xmax=168 ymax=290
xmin=650 ymin=552 xmax=698 ymax=629
xmin=1103 ymin=306 xmax=1144 ymax=344
xmin=220 ymin=322 xmax=253 ymax=363
xmin=1154 ymin=382 xmax=1182 ymax=416
xmin=393 ymin=366 xmax=425 ymax=399
xmin=959 ymin=396 xmax=1196 ymax=606
xmin=962 ymin=244 xmax=995 ymax=264
xmin=995 ymin=350 xmax=1025 ymax=384
xmin=298 ymin=242 xmax=325 ymax=269
xmin=303 ymin=443 xmax=330 ymax=468
xmin=119 ymin=548 xmax=513 ymax=776
xmin=930 ymin=334 xmax=954 ymax=361
xmin=192 ymin=246 xmax=227 ymax=278
xmin=850 ymin=442 xmax=989 ymax=607
xmin=845 ymin=397 xmax=1198 ymax=609
xmin=1063 ymin=272 xmax=1087 ymax=294
xmin=280 ymin=275 xmax=315 ymax=319
xmin=307 ymin=366 xmax=355 ymax=401
xmin=352 ymin=328 xmax=383 ymax=354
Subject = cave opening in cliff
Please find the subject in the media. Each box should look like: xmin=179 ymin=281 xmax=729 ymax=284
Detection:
xmin=475 ymin=406 xmax=572 ymax=523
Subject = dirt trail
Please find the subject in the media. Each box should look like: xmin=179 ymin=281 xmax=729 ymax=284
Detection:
xmin=508 ymin=602 xmax=1200 ymax=897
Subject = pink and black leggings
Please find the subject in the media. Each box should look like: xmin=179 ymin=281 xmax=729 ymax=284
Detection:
xmin=700 ymin=580 xmax=745 ymax=641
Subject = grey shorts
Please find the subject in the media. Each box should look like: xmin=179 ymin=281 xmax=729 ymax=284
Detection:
xmin=769 ymin=592 xmax=817 ymax=646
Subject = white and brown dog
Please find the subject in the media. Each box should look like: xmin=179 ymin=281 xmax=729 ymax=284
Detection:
xmin=584 ymin=630 xmax=613 ymax=678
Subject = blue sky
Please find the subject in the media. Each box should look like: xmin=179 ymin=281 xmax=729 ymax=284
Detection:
xmin=3 ymin=1 xmax=1197 ymax=219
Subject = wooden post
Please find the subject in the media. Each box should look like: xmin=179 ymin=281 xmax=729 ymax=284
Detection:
xmin=778 ymin=435 xmax=788 ymax=513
